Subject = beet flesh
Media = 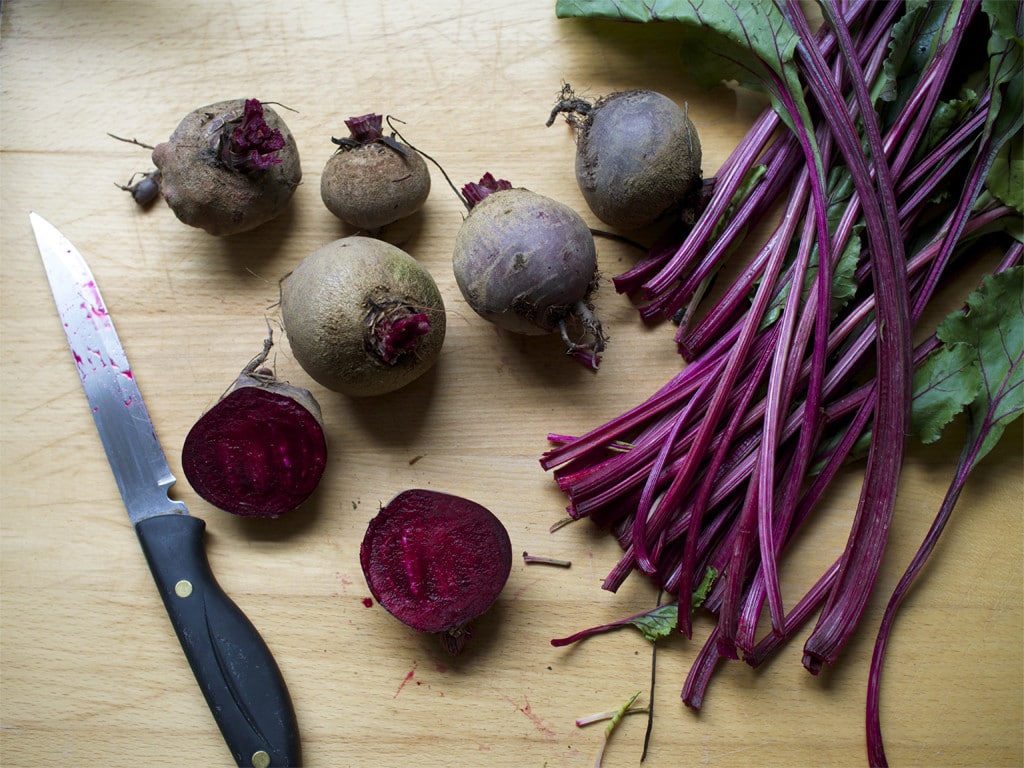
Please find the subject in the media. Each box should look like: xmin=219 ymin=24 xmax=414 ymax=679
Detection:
xmin=451 ymin=177 xmax=607 ymax=367
xmin=182 ymin=373 xmax=327 ymax=519
xmin=360 ymin=489 xmax=512 ymax=653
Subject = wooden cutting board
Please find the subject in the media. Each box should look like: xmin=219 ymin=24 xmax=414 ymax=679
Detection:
xmin=1 ymin=2 xmax=1020 ymax=766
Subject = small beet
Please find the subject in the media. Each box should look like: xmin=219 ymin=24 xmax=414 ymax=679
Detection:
xmin=152 ymin=98 xmax=301 ymax=236
xmin=320 ymin=113 xmax=431 ymax=232
xmin=117 ymin=169 xmax=162 ymax=207
xmin=360 ymin=489 xmax=512 ymax=654
xmin=182 ymin=335 xmax=327 ymax=518
xmin=452 ymin=173 xmax=607 ymax=368
xmin=547 ymin=86 xmax=703 ymax=231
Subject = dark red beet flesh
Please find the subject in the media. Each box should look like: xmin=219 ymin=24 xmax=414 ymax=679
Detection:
xmin=360 ymin=489 xmax=512 ymax=653
xmin=182 ymin=385 xmax=327 ymax=518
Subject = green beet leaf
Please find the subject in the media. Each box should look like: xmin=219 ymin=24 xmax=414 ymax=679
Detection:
xmin=986 ymin=131 xmax=1023 ymax=215
xmin=555 ymin=0 xmax=804 ymax=120
xmin=875 ymin=1 xmax=962 ymax=116
xmin=628 ymin=567 xmax=718 ymax=643
xmin=935 ymin=266 xmax=1024 ymax=467
xmin=910 ymin=343 xmax=982 ymax=444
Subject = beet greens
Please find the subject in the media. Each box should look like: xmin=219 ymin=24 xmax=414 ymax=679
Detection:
xmin=547 ymin=0 xmax=1023 ymax=761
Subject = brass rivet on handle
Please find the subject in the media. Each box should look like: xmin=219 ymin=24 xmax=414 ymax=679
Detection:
xmin=252 ymin=750 xmax=271 ymax=768
xmin=174 ymin=579 xmax=193 ymax=598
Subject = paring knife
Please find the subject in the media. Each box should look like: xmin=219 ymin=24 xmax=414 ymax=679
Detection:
xmin=31 ymin=212 xmax=301 ymax=768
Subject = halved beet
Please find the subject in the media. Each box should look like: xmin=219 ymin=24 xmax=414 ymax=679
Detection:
xmin=182 ymin=338 xmax=327 ymax=519
xmin=360 ymin=489 xmax=512 ymax=654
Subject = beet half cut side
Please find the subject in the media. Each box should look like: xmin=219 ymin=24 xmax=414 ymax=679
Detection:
xmin=182 ymin=385 xmax=328 ymax=519
xmin=360 ymin=489 xmax=513 ymax=654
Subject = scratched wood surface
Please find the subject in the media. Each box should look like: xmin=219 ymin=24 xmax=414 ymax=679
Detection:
xmin=1 ymin=2 xmax=1021 ymax=767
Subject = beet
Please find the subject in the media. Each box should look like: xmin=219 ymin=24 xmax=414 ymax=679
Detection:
xmin=547 ymin=87 xmax=703 ymax=231
xmin=152 ymin=98 xmax=301 ymax=236
xmin=451 ymin=173 xmax=607 ymax=368
xmin=360 ymin=489 xmax=512 ymax=654
xmin=116 ymin=169 xmax=162 ymax=207
xmin=320 ymin=113 xmax=431 ymax=232
xmin=182 ymin=336 xmax=327 ymax=518
xmin=279 ymin=236 xmax=446 ymax=397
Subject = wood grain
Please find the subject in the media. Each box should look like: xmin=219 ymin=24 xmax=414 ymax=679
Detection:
xmin=1 ymin=2 xmax=1021 ymax=767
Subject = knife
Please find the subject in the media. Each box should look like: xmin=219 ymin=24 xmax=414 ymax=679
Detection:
xmin=31 ymin=212 xmax=301 ymax=768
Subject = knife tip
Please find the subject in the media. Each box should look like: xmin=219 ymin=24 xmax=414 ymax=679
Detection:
xmin=28 ymin=211 xmax=52 ymax=236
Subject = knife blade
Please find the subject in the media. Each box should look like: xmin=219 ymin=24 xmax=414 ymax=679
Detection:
xmin=31 ymin=212 xmax=301 ymax=768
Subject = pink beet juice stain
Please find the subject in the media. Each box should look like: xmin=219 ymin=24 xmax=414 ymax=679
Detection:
xmin=393 ymin=661 xmax=418 ymax=698
xmin=81 ymin=281 xmax=108 ymax=317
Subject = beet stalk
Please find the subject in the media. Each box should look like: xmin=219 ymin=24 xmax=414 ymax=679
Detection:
xmin=546 ymin=0 xmax=1017 ymax=730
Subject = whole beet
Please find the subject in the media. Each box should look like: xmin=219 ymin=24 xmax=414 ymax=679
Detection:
xmin=321 ymin=113 xmax=431 ymax=232
xmin=280 ymin=236 xmax=446 ymax=397
xmin=548 ymin=87 xmax=702 ymax=231
xmin=153 ymin=98 xmax=301 ymax=236
xmin=452 ymin=174 xmax=606 ymax=367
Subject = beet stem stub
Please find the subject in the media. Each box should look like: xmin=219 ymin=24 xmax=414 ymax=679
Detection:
xmin=220 ymin=99 xmax=286 ymax=173
xmin=365 ymin=301 xmax=431 ymax=365
xmin=460 ymin=173 xmax=513 ymax=208
xmin=360 ymin=489 xmax=513 ymax=654
xmin=331 ymin=113 xmax=410 ymax=159
xmin=344 ymin=113 xmax=385 ymax=143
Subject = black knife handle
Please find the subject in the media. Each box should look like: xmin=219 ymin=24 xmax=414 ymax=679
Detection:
xmin=135 ymin=513 xmax=301 ymax=768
